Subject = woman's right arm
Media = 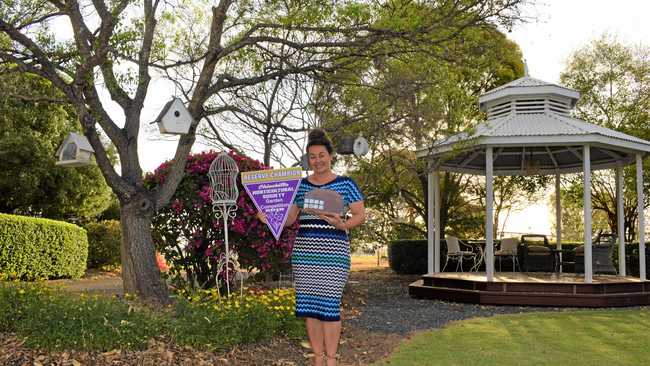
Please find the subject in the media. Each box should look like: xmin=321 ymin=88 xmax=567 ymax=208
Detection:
xmin=285 ymin=204 xmax=300 ymax=226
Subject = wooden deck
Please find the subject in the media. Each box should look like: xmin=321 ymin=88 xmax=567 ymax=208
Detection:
xmin=409 ymin=272 xmax=650 ymax=307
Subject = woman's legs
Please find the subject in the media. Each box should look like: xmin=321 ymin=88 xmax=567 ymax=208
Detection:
xmin=323 ymin=320 xmax=342 ymax=366
xmin=306 ymin=317 xmax=325 ymax=365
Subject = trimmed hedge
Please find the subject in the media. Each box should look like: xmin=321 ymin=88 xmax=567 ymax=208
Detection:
xmin=85 ymin=220 xmax=121 ymax=268
xmin=388 ymin=239 xmax=428 ymax=274
xmin=0 ymin=213 xmax=87 ymax=279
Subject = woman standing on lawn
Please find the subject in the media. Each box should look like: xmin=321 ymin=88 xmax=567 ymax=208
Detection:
xmin=259 ymin=128 xmax=365 ymax=366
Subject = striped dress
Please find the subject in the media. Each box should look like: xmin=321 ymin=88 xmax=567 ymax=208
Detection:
xmin=292 ymin=176 xmax=364 ymax=321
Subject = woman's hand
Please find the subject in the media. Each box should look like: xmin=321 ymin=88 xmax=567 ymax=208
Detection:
xmin=256 ymin=211 xmax=268 ymax=224
xmin=318 ymin=212 xmax=347 ymax=230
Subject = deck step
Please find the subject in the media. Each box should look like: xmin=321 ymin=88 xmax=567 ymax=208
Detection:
xmin=410 ymin=280 xmax=650 ymax=307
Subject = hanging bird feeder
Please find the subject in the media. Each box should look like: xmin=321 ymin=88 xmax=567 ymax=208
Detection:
xmin=55 ymin=132 xmax=95 ymax=167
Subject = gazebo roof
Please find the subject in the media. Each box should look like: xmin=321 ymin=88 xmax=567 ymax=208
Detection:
xmin=417 ymin=76 xmax=650 ymax=176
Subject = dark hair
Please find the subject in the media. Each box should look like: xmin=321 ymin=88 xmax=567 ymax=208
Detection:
xmin=306 ymin=128 xmax=334 ymax=154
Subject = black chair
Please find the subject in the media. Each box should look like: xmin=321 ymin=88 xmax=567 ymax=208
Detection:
xmin=574 ymin=231 xmax=617 ymax=275
xmin=520 ymin=234 xmax=555 ymax=272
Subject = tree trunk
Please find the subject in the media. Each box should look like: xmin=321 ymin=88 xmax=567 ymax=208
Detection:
xmin=120 ymin=201 xmax=170 ymax=305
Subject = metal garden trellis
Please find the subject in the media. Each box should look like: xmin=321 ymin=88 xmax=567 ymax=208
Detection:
xmin=208 ymin=152 xmax=240 ymax=296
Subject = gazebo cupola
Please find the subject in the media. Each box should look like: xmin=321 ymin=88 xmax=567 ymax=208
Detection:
xmin=479 ymin=75 xmax=580 ymax=120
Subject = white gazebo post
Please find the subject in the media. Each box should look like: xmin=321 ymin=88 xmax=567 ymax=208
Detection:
xmin=616 ymin=163 xmax=626 ymax=276
xmin=583 ymin=145 xmax=593 ymax=283
xmin=427 ymin=169 xmax=435 ymax=274
xmin=434 ymin=170 xmax=441 ymax=272
xmin=486 ymin=147 xmax=494 ymax=281
xmin=555 ymin=171 xmax=562 ymax=270
xmin=637 ymin=154 xmax=646 ymax=281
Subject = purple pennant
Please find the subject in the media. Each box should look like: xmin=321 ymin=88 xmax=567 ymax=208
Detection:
xmin=241 ymin=168 xmax=302 ymax=240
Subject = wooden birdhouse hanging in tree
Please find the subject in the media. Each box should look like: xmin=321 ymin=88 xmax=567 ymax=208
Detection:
xmin=152 ymin=97 xmax=193 ymax=135
xmin=55 ymin=132 xmax=95 ymax=167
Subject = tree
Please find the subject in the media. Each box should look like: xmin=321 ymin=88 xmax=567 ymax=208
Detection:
xmin=198 ymin=73 xmax=317 ymax=167
xmin=0 ymin=0 xmax=526 ymax=303
xmin=317 ymin=25 xmax=526 ymax=240
xmin=559 ymin=35 xmax=650 ymax=241
xmin=0 ymin=70 xmax=113 ymax=220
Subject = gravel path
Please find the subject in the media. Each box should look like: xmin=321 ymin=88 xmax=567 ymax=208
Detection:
xmin=345 ymin=270 xmax=550 ymax=335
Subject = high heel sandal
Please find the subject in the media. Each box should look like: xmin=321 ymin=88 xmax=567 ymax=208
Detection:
xmin=325 ymin=353 xmax=338 ymax=365
xmin=312 ymin=351 xmax=325 ymax=366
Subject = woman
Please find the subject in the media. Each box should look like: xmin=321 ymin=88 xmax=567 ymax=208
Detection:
xmin=259 ymin=128 xmax=365 ymax=366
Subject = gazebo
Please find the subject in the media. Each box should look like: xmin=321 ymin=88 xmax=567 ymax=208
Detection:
xmin=410 ymin=74 xmax=650 ymax=306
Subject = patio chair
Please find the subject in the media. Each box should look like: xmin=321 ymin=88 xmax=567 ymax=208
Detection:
xmin=521 ymin=245 xmax=554 ymax=272
xmin=443 ymin=236 xmax=477 ymax=272
xmin=520 ymin=234 xmax=554 ymax=272
xmin=495 ymin=237 xmax=520 ymax=271
xmin=574 ymin=232 xmax=617 ymax=274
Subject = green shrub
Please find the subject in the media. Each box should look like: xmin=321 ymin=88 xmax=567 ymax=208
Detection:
xmin=388 ymin=239 xmax=428 ymax=274
xmin=0 ymin=282 xmax=305 ymax=352
xmin=84 ymin=220 xmax=122 ymax=268
xmin=0 ymin=213 xmax=87 ymax=279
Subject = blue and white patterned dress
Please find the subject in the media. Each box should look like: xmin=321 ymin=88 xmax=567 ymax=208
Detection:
xmin=292 ymin=176 xmax=364 ymax=321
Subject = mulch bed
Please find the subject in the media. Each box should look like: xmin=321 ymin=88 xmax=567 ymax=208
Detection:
xmin=0 ymin=268 xmax=549 ymax=365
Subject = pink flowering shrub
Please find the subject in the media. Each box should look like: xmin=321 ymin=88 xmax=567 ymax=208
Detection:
xmin=144 ymin=150 xmax=298 ymax=289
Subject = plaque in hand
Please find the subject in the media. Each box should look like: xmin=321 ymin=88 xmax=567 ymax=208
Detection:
xmin=303 ymin=188 xmax=345 ymax=216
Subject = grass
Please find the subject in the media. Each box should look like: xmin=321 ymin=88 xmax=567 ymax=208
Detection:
xmin=375 ymin=309 xmax=650 ymax=366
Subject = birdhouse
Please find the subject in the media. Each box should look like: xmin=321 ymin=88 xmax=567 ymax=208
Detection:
xmin=353 ymin=135 xmax=369 ymax=156
xmin=336 ymin=134 xmax=370 ymax=156
xmin=55 ymin=132 xmax=95 ymax=167
xmin=336 ymin=136 xmax=355 ymax=155
xmin=152 ymin=97 xmax=193 ymax=135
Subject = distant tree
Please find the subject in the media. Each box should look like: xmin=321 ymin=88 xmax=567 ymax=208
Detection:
xmin=560 ymin=35 xmax=650 ymax=241
xmin=0 ymin=70 xmax=113 ymax=220
xmin=319 ymin=25 xmax=526 ymax=240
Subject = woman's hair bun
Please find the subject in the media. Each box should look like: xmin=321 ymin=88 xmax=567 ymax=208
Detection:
xmin=306 ymin=128 xmax=334 ymax=154
xmin=308 ymin=128 xmax=327 ymax=141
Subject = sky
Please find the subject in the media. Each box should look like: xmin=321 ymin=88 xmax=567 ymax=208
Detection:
xmin=498 ymin=0 xmax=650 ymax=237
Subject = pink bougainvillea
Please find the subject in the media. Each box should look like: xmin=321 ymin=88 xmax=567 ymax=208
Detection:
xmin=144 ymin=150 xmax=298 ymax=289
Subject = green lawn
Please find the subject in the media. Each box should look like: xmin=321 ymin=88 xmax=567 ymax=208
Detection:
xmin=376 ymin=309 xmax=650 ymax=366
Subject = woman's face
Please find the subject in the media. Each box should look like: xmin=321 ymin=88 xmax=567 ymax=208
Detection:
xmin=307 ymin=145 xmax=332 ymax=174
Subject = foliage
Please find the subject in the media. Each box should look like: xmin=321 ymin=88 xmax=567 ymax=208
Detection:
xmin=0 ymin=213 xmax=87 ymax=279
xmin=171 ymin=287 xmax=304 ymax=349
xmin=0 ymin=71 xmax=113 ymax=220
xmin=325 ymin=25 xmax=527 ymax=241
xmin=84 ymin=220 xmax=122 ymax=269
xmin=145 ymin=150 xmax=298 ymax=289
xmin=376 ymin=310 xmax=650 ymax=366
xmin=559 ymin=35 xmax=650 ymax=241
xmin=0 ymin=282 xmax=303 ymax=352
xmin=387 ymin=239 xmax=428 ymax=274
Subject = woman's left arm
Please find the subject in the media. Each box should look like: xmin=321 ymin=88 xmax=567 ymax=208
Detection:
xmin=343 ymin=201 xmax=365 ymax=230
